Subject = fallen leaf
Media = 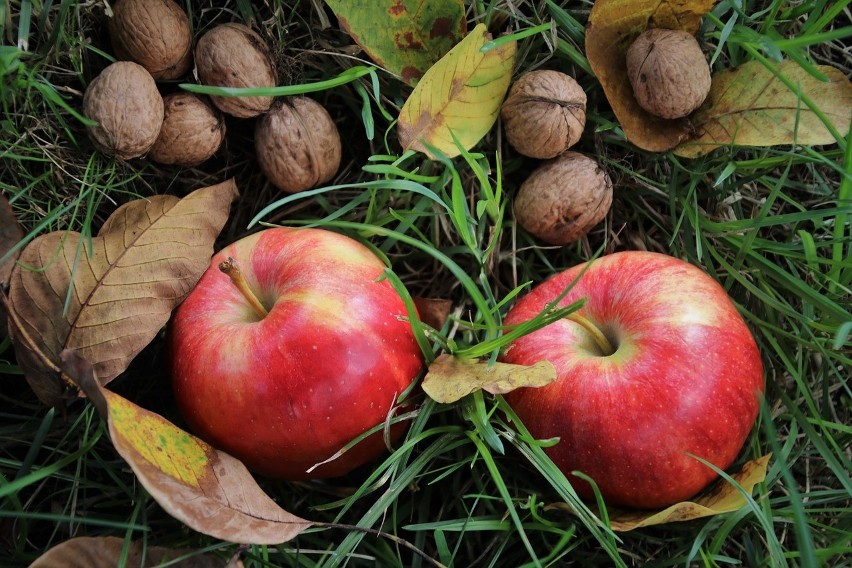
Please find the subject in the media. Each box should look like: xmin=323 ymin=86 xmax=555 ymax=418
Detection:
xmin=6 ymin=180 xmax=238 ymax=408
xmin=547 ymin=454 xmax=772 ymax=531
xmin=675 ymin=60 xmax=852 ymax=157
xmin=30 ymin=536 xmax=223 ymax=568
xmin=398 ymin=23 xmax=516 ymax=159
xmin=413 ymin=296 xmax=453 ymax=330
xmin=422 ymin=353 xmax=557 ymax=403
xmin=326 ymin=0 xmax=466 ymax=85
xmin=59 ymin=350 xmax=313 ymax=545
xmin=0 ymin=191 xmax=23 ymax=339
xmin=585 ymin=0 xmax=715 ymax=152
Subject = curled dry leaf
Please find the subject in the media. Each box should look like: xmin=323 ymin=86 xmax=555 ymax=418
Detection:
xmin=398 ymin=23 xmax=516 ymax=159
xmin=675 ymin=60 xmax=852 ymax=157
xmin=326 ymin=0 xmax=466 ymax=85
xmin=30 ymin=536 xmax=223 ymax=568
xmin=6 ymin=180 xmax=238 ymax=408
xmin=422 ymin=353 xmax=557 ymax=404
xmin=412 ymin=296 xmax=454 ymax=330
xmin=1 ymin=191 xmax=23 ymax=339
xmin=548 ymin=454 xmax=771 ymax=531
xmin=60 ymin=350 xmax=313 ymax=545
xmin=585 ymin=0 xmax=715 ymax=152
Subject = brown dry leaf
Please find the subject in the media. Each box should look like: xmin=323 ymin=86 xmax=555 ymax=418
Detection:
xmin=30 ymin=536 xmax=223 ymax=568
xmin=585 ymin=0 xmax=715 ymax=152
xmin=422 ymin=353 xmax=557 ymax=403
xmin=548 ymin=454 xmax=772 ymax=531
xmin=675 ymin=60 xmax=852 ymax=157
xmin=6 ymin=180 xmax=238 ymax=408
xmin=413 ymin=296 xmax=453 ymax=330
xmin=1 ymin=191 xmax=24 ymax=339
xmin=60 ymin=350 xmax=313 ymax=544
xmin=0 ymin=191 xmax=22 ymax=285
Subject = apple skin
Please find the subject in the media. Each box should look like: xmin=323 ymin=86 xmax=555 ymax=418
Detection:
xmin=500 ymin=251 xmax=764 ymax=509
xmin=169 ymin=227 xmax=424 ymax=480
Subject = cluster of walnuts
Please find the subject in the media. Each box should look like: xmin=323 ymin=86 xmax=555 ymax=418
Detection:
xmin=83 ymin=0 xmax=341 ymax=194
xmin=500 ymin=28 xmax=711 ymax=246
xmin=500 ymin=70 xmax=613 ymax=246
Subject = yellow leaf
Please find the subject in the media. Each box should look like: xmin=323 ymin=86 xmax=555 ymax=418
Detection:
xmin=585 ymin=0 xmax=715 ymax=152
xmin=398 ymin=23 xmax=516 ymax=159
xmin=59 ymin=350 xmax=313 ymax=545
xmin=675 ymin=60 xmax=852 ymax=157
xmin=422 ymin=353 xmax=557 ymax=403
xmin=547 ymin=454 xmax=772 ymax=531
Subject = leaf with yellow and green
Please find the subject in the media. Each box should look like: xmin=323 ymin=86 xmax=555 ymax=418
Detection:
xmin=675 ymin=60 xmax=852 ymax=157
xmin=59 ymin=350 xmax=313 ymax=545
xmin=585 ymin=0 xmax=715 ymax=152
xmin=325 ymin=0 xmax=466 ymax=85
xmin=548 ymin=454 xmax=771 ymax=531
xmin=30 ymin=536 xmax=225 ymax=568
xmin=6 ymin=180 xmax=238 ymax=408
xmin=422 ymin=353 xmax=557 ymax=404
xmin=398 ymin=23 xmax=516 ymax=159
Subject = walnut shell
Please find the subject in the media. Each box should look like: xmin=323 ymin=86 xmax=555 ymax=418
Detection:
xmin=83 ymin=61 xmax=164 ymax=160
xmin=195 ymin=23 xmax=276 ymax=118
xmin=108 ymin=0 xmax=192 ymax=80
xmin=626 ymin=29 xmax=711 ymax=119
xmin=148 ymin=93 xmax=225 ymax=167
xmin=501 ymin=70 xmax=587 ymax=159
xmin=514 ymin=152 xmax=613 ymax=245
xmin=255 ymin=97 xmax=342 ymax=194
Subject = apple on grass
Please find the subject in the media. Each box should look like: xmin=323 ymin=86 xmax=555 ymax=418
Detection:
xmin=500 ymin=251 xmax=764 ymax=509
xmin=168 ymin=227 xmax=424 ymax=480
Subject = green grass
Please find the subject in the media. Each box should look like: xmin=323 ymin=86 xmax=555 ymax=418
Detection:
xmin=1 ymin=0 xmax=850 ymax=566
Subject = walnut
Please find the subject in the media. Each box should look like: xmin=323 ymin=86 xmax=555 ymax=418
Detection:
xmin=195 ymin=23 xmax=277 ymax=118
xmin=255 ymin=97 xmax=342 ymax=194
xmin=148 ymin=93 xmax=225 ymax=167
xmin=501 ymin=70 xmax=587 ymax=158
xmin=626 ymin=29 xmax=711 ymax=119
xmin=514 ymin=152 xmax=613 ymax=245
xmin=83 ymin=61 xmax=164 ymax=160
xmin=107 ymin=0 xmax=192 ymax=80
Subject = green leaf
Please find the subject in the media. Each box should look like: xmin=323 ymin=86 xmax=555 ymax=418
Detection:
xmin=397 ymin=23 xmax=516 ymax=159
xmin=325 ymin=0 xmax=466 ymax=85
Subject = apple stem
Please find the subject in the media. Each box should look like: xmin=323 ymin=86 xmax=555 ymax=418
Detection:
xmin=565 ymin=312 xmax=615 ymax=356
xmin=219 ymin=257 xmax=268 ymax=319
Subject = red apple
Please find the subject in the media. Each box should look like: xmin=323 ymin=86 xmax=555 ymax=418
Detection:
xmin=168 ymin=227 xmax=424 ymax=479
xmin=500 ymin=251 xmax=764 ymax=509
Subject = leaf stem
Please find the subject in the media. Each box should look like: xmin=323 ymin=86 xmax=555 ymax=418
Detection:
xmin=565 ymin=312 xmax=614 ymax=356
xmin=218 ymin=258 xmax=268 ymax=319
